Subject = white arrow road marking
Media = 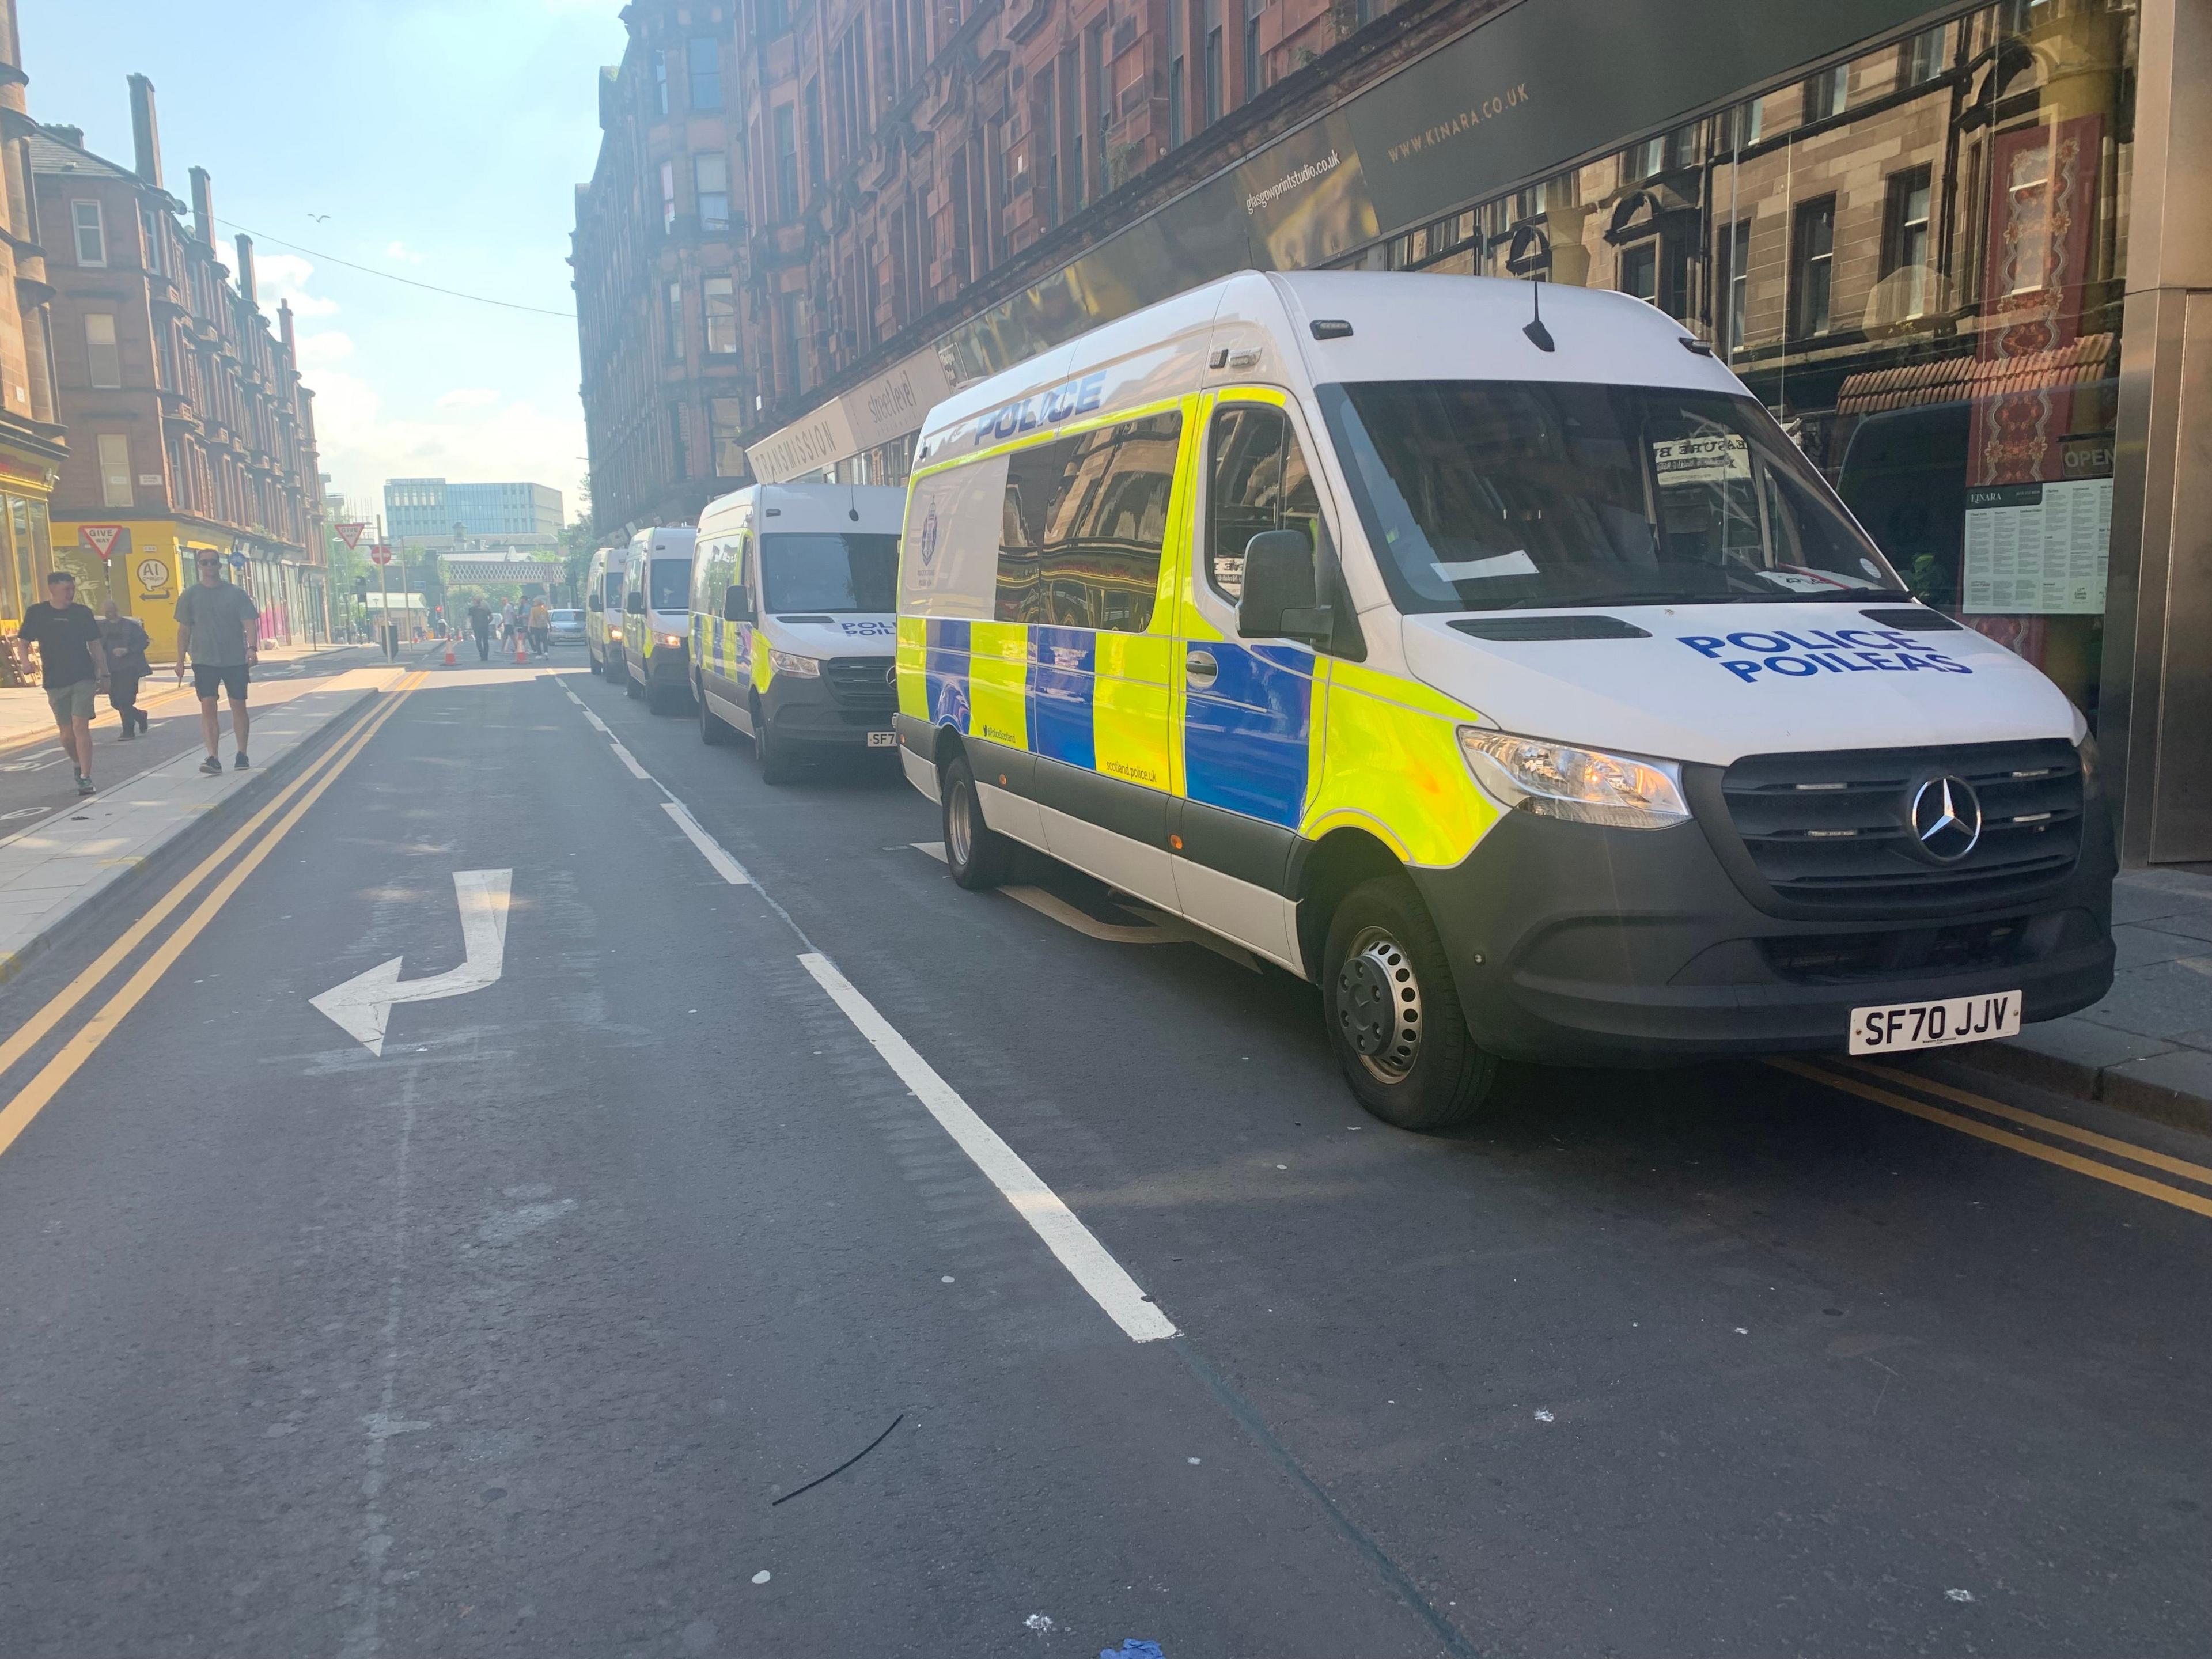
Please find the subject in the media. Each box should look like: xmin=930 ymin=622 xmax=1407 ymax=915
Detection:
xmin=311 ymin=869 xmax=512 ymax=1055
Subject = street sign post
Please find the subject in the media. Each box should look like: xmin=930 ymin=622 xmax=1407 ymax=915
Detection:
xmin=372 ymin=538 xmax=394 ymax=658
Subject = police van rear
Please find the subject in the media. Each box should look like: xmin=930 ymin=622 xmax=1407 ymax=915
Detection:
xmin=584 ymin=543 xmax=630 ymax=678
xmin=893 ymin=269 xmax=2116 ymax=1131
xmin=621 ymin=527 xmax=695 ymax=714
xmin=691 ymin=484 xmax=904 ymax=782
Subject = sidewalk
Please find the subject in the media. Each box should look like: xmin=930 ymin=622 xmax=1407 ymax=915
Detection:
xmin=0 ymin=657 xmax=410 ymax=983
xmin=1924 ymin=865 xmax=2212 ymax=1134
xmin=0 ymin=639 xmax=368 ymax=756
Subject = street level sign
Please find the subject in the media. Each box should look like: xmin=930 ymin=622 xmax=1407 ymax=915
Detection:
xmin=312 ymin=869 xmax=513 ymax=1055
xmin=227 ymin=551 xmax=247 ymax=569
xmin=79 ymin=525 xmax=124 ymax=561
xmin=370 ymin=546 xmax=394 ymax=565
xmin=335 ymin=522 xmax=367 ymax=550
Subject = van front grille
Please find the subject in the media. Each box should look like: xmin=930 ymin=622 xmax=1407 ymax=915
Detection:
xmin=822 ymin=656 xmax=897 ymax=712
xmin=1717 ymin=739 xmax=2083 ymax=908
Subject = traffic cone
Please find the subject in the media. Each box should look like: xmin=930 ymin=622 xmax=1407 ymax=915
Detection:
xmin=444 ymin=636 xmax=457 ymax=665
xmin=514 ymin=636 xmax=528 ymax=665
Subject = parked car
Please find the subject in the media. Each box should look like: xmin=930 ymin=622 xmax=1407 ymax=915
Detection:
xmin=546 ymin=607 xmax=585 ymax=646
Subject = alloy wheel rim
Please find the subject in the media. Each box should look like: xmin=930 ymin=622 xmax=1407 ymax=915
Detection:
xmin=1338 ymin=925 xmax=1422 ymax=1082
xmin=948 ymin=780 xmax=975 ymax=865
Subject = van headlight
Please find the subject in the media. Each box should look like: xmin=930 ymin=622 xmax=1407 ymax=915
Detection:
xmin=2075 ymin=728 xmax=2101 ymax=798
xmin=660 ymin=632 xmax=685 ymax=648
xmin=1457 ymin=729 xmax=1690 ymax=830
xmin=768 ymin=648 xmax=821 ymax=678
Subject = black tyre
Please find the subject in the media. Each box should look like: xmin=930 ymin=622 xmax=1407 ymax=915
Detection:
xmin=940 ymin=752 xmax=1013 ymax=890
xmin=753 ymin=696 xmax=797 ymax=784
xmin=1321 ymin=875 xmax=1496 ymax=1133
xmin=624 ymin=665 xmax=642 ymax=699
xmin=698 ymin=680 xmax=732 ymax=745
xmin=647 ymin=679 xmax=681 ymax=715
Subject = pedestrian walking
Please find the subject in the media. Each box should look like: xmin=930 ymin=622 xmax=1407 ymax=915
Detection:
xmin=98 ymin=600 xmax=153 ymax=739
xmin=18 ymin=570 xmax=109 ymax=796
xmin=173 ymin=551 xmax=260 ymax=774
xmin=469 ymin=597 xmax=493 ymax=662
xmin=529 ymin=598 xmax=551 ymax=657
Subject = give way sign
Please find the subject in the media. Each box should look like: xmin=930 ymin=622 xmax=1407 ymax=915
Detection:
xmin=79 ymin=525 xmax=124 ymax=561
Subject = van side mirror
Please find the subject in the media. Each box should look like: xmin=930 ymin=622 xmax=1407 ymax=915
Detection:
xmin=624 ymin=591 xmax=644 ymax=614
xmin=1237 ymin=529 xmax=1332 ymax=642
xmin=725 ymin=584 xmax=754 ymax=623
xmin=584 ymin=592 xmax=600 ymax=612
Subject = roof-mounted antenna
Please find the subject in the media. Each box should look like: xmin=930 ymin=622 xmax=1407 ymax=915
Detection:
xmin=847 ymin=480 xmax=860 ymax=522
xmin=1524 ymin=280 xmax=1555 ymax=353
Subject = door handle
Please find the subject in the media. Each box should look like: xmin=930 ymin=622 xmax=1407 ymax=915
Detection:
xmin=1185 ymin=649 xmax=1218 ymax=691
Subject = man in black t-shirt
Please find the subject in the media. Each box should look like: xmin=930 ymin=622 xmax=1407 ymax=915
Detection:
xmin=18 ymin=570 xmax=109 ymax=796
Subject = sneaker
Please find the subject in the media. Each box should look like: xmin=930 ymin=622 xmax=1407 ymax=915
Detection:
xmin=199 ymin=755 xmax=223 ymax=776
xmin=233 ymin=751 xmax=251 ymax=770
xmin=76 ymin=774 xmax=95 ymax=796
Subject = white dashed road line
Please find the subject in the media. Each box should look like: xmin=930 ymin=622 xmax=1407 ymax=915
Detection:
xmin=661 ymin=800 xmax=751 ymax=885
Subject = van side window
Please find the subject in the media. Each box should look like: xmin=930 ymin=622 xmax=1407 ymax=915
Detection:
xmin=994 ymin=410 xmax=1181 ymax=632
xmin=1206 ymin=404 xmax=1323 ymax=602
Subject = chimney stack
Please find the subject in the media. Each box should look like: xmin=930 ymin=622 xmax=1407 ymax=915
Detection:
xmin=128 ymin=73 xmax=162 ymax=188
xmin=234 ymin=232 xmax=256 ymax=304
xmin=278 ymin=298 xmax=296 ymax=357
xmin=189 ymin=165 xmax=213 ymax=244
xmin=46 ymin=123 xmax=83 ymax=149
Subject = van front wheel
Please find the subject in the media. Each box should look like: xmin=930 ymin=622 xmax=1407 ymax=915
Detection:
xmin=1321 ymin=876 xmax=1496 ymax=1133
xmin=941 ymin=755 xmax=1012 ymax=890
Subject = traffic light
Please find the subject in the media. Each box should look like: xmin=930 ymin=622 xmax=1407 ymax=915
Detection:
xmin=354 ymin=578 xmax=369 ymax=599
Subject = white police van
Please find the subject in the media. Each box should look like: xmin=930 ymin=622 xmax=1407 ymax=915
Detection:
xmin=690 ymin=483 xmax=906 ymax=782
xmin=583 ymin=542 xmax=630 ymax=679
xmin=894 ymin=270 xmax=2115 ymax=1130
xmin=620 ymin=525 xmax=696 ymax=713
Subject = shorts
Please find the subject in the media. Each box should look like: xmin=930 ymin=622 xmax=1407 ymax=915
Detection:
xmin=192 ymin=664 xmax=250 ymax=702
xmin=45 ymin=679 xmax=97 ymax=722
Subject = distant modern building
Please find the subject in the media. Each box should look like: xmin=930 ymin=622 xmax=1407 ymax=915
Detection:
xmin=385 ymin=478 xmax=562 ymax=546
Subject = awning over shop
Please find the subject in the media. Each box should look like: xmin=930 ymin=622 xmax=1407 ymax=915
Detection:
xmin=1835 ymin=334 xmax=2115 ymax=418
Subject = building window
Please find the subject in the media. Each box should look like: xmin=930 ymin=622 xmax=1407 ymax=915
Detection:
xmin=1060 ymin=49 xmax=1082 ymax=213
xmin=1203 ymin=0 xmax=1222 ymax=127
xmin=139 ymin=205 xmax=166 ymax=278
xmin=704 ymin=277 xmax=737 ymax=354
xmin=1619 ymin=243 xmax=1658 ymax=306
xmin=1790 ymin=195 xmax=1836 ymax=337
xmin=665 ymin=279 xmax=684 ymax=359
xmin=761 ymin=0 xmax=790 ymax=35
xmin=1036 ymin=73 xmax=1059 ymax=228
xmin=1243 ymin=0 xmax=1263 ymax=104
xmin=98 ymin=434 xmax=133 ymax=509
xmin=85 ymin=313 xmax=123 ymax=389
xmin=1168 ymin=0 xmax=1185 ymax=149
xmin=778 ymin=291 xmax=804 ymax=396
xmin=695 ymin=153 xmax=730 ymax=229
xmin=1881 ymin=164 xmax=1934 ymax=318
xmin=688 ymin=38 xmax=722 ymax=111
xmin=653 ymin=49 xmax=670 ymax=116
xmin=1624 ymin=136 xmax=1665 ymax=182
xmin=711 ymin=398 xmax=745 ymax=478
xmin=774 ymin=104 xmax=800 ymax=218
xmin=1089 ymin=21 xmax=1110 ymax=198
xmin=1902 ymin=25 xmax=1947 ymax=86
xmin=804 ymin=80 xmax=826 ymax=186
xmin=1803 ymin=63 xmax=1847 ymax=123
xmin=670 ymin=406 xmax=687 ymax=482
xmin=1721 ymin=217 xmax=1752 ymax=352
xmin=72 ymin=200 xmax=106 ymax=267
xmin=660 ymin=160 xmax=677 ymax=231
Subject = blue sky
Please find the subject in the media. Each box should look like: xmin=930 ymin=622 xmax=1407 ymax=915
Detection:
xmin=24 ymin=0 xmax=628 ymax=527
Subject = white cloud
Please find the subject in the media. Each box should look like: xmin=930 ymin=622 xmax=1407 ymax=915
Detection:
xmin=309 ymin=365 xmax=582 ymax=525
xmin=436 ymin=387 xmax=502 ymax=410
xmin=296 ymin=329 xmax=355 ymax=369
xmin=385 ymin=240 xmax=425 ymax=264
xmin=255 ymin=251 xmax=339 ymax=317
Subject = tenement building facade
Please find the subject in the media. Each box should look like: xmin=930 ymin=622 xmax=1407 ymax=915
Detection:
xmin=0 ymin=0 xmax=69 ymax=649
xmin=573 ymin=0 xmax=2209 ymax=864
xmin=34 ymin=78 xmax=327 ymax=654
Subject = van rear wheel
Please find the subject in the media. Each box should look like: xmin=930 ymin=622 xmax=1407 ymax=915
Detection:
xmin=941 ymin=754 xmax=1012 ymax=889
xmin=753 ymin=696 xmax=796 ymax=784
xmin=698 ymin=681 xmax=732 ymax=745
xmin=1321 ymin=876 xmax=1496 ymax=1133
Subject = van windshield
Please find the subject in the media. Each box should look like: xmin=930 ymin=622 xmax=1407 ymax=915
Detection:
xmin=1315 ymin=381 xmax=1907 ymax=612
xmin=762 ymin=532 xmax=899 ymax=613
xmin=649 ymin=560 xmax=692 ymax=612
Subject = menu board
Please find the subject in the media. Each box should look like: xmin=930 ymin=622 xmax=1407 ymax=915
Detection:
xmin=1961 ymin=479 xmax=2111 ymax=615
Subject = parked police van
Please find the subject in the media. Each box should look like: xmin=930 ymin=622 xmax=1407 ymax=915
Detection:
xmin=894 ymin=270 xmax=2115 ymax=1131
xmin=583 ymin=542 xmax=630 ymax=679
xmin=691 ymin=483 xmax=905 ymax=782
xmin=619 ymin=525 xmax=696 ymax=713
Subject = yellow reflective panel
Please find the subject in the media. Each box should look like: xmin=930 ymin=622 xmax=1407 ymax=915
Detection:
xmin=968 ymin=620 xmax=1028 ymax=750
xmin=896 ymin=616 xmax=927 ymax=719
xmin=1092 ymin=631 xmax=1173 ymax=791
xmin=1308 ymin=658 xmax=1502 ymax=868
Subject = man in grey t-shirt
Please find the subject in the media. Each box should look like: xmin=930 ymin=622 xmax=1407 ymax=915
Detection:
xmin=173 ymin=554 xmax=261 ymax=774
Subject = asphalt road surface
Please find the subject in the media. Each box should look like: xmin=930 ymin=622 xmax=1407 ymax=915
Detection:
xmin=0 ymin=652 xmax=2204 ymax=1658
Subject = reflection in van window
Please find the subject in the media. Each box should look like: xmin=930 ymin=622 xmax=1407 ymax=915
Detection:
xmin=649 ymin=560 xmax=694 ymax=612
xmin=1317 ymin=382 xmax=1905 ymax=611
xmin=1207 ymin=404 xmax=1323 ymax=601
xmin=995 ymin=411 xmax=1180 ymax=632
xmin=761 ymin=533 xmax=899 ymax=613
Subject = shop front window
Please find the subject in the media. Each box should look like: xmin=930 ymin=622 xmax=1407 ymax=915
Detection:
xmin=1368 ymin=0 xmax=2135 ymax=727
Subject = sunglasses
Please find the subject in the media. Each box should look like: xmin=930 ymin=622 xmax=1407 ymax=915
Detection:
xmin=196 ymin=558 xmax=221 ymax=567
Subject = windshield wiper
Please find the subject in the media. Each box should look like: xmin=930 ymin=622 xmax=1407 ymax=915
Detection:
xmin=1483 ymin=589 xmax=1719 ymax=611
xmin=1722 ymin=588 xmax=1917 ymax=603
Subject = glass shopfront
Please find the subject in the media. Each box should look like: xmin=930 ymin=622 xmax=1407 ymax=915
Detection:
xmin=1359 ymin=0 xmax=2135 ymax=725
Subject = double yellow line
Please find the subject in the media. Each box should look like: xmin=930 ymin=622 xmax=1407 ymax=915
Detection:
xmin=1775 ymin=1055 xmax=2212 ymax=1219
xmin=0 ymin=671 xmax=425 ymax=1161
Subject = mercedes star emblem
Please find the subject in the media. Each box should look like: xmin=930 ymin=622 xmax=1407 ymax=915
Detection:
xmin=1910 ymin=774 xmax=1983 ymax=862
